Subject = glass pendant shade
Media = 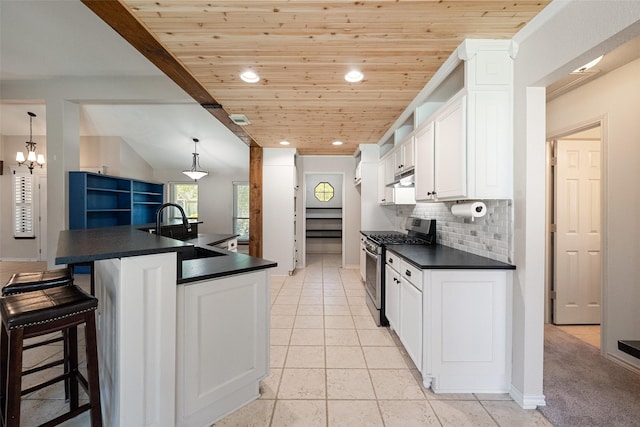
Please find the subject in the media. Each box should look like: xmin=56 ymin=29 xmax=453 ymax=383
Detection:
xmin=182 ymin=138 xmax=208 ymax=181
xmin=16 ymin=152 xmax=26 ymax=163
xmin=27 ymin=151 xmax=37 ymax=162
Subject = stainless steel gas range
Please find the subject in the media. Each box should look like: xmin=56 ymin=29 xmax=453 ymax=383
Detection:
xmin=362 ymin=218 xmax=436 ymax=326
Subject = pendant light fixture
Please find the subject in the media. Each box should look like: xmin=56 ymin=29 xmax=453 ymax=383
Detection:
xmin=182 ymin=138 xmax=208 ymax=181
xmin=16 ymin=112 xmax=45 ymax=174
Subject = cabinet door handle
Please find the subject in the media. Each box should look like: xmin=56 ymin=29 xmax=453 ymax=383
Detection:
xmin=405 ymin=270 xmax=411 ymax=277
xmin=388 ymin=258 xmax=393 ymax=264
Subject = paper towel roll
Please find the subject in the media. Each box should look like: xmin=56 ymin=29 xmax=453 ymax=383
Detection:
xmin=451 ymin=201 xmax=486 ymax=221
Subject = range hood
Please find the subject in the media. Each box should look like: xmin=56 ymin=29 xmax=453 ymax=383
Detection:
xmin=387 ymin=169 xmax=415 ymax=188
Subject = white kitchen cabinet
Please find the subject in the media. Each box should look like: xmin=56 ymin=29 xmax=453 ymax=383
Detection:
xmin=422 ymin=269 xmax=511 ymax=393
xmin=385 ymin=253 xmax=422 ymax=370
xmin=384 ymin=248 xmax=512 ymax=394
xmin=377 ymin=160 xmax=394 ymax=205
xmin=383 ymin=153 xmax=396 ymax=186
xmin=412 ymin=42 xmax=513 ymax=202
xmin=414 ymin=92 xmax=467 ymax=201
xmin=399 ymin=259 xmax=423 ymax=370
xmin=378 ymin=155 xmax=416 ymax=205
xmin=414 ymin=122 xmax=435 ymax=201
xmin=394 ymin=137 xmax=415 ymax=178
xmin=385 ymin=252 xmax=401 ymax=331
xmin=434 ymin=93 xmax=467 ymax=199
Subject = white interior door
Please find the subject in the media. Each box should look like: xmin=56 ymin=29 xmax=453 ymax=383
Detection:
xmin=553 ymin=139 xmax=601 ymax=324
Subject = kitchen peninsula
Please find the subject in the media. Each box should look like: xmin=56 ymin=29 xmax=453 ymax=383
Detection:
xmin=55 ymin=226 xmax=276 ymax=427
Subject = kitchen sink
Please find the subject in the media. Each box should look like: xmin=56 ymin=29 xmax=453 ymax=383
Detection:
xmin=178 ymin=246 xmax=227 ymax=261
xmin=177 ymin=246 xmax=228 ymax=280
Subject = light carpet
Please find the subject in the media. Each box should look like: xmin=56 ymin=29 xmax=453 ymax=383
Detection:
xmin=539 ymin=324 xmax=640 ymax=426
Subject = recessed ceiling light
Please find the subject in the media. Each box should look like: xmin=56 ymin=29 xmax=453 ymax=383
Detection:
xmin=280 ymin=140 xmax=290 ymax=146
xmin=332 ymin=141 xmax=344 ymax=146
xmin=240 ymin=70 xmax=260 ymax=83
xmin=344 ymin=70 xmax=363 ymax=83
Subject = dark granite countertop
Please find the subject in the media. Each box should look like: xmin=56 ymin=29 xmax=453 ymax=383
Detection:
xmin=385 ymin=244 xmax=515 ymax=270
xmin=178 ymin=248 xmax=276 ymax=284
xmin=56 ymin=226 xmax=192 ymax=265
xmin=55 ymin=226 xmax=276 ymax=283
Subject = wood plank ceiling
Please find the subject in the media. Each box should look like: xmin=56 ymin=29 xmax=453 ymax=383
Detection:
xmin=84 ymin=1 xmax=550 ymax=155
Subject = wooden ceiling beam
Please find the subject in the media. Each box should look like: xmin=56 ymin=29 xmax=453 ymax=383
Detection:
xmin=80 ymin=0 xmax=259 ymax=148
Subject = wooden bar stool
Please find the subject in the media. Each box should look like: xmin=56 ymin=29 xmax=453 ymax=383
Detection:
xmin=0 ymin=285 xmax=102 ymax=427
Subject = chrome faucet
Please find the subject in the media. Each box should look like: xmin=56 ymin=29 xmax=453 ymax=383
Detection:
xmin=155 ymin=202 xmax=191 ymax=236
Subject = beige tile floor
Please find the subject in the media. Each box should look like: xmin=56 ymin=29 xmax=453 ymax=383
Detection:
xmin=214 ymin=254 xmax=551 ymax=427
xmin=1 ymin=257 xmax=552 ymax=426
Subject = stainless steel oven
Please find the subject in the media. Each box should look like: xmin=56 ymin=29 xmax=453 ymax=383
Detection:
xmin=364 ymin=238 xmax=386 ymax=326
xmin=362 ymin=218 xmax=436 ymax=327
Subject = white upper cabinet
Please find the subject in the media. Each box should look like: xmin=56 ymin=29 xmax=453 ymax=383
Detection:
xmin=394 ymin=137 xmax=415 ymax=178
xmin=433 ymin=93 xmax=467 ymax=200
xmin=410 ymin=40 xmax=514 ymax=202
xmin=414 ymin=122 xmax=435 ymax=201
xmin=414 ymin=92 xmax=467 ymax=201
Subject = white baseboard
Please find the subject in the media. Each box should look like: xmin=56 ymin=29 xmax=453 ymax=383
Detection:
xmin=0 ymin=257 xmax=42 ymax=262
xmin=510 ymin=385 xmax=546 ymax=409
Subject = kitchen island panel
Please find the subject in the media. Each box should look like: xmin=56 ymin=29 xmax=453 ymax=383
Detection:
xmin=95 ymin=252 xmax=177 ymax=427
xmin=176 ymin=269 xmax=270 ymax=427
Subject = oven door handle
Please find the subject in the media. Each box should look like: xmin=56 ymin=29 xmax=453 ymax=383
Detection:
xmin=364 ymin=246 xmax=378 ymax=258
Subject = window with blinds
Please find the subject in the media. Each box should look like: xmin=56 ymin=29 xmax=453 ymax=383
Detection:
xmin=14 ymin=173 xmax=35 ymax=238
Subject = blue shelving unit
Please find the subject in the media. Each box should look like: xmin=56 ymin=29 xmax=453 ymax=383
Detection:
xmin=69 ymin=171 xmax=164 ymax=230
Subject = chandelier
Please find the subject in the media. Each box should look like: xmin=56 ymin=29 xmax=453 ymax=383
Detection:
xmin=182 ymin=138 xmax=208 ymax=180
xmin=16 ymin=112 xmax=45 ymax=174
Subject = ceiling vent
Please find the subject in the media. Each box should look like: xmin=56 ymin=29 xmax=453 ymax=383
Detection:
xmin=229 ymin=114 xmax=251 ymax=126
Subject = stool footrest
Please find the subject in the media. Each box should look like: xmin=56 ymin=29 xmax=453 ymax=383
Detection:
xmin=24 ymin=335 xmax=64 ymax=350
xmin=22 ymin=371 xmax=71 ymax=396
xmin=39 ymin=403 xmax=92 ymax=427
xmin=22 ymin=358 xmax=64 ymax=377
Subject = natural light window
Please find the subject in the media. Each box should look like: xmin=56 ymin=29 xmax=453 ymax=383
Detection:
xmin=170 ymin=183 xmax=198 ymax=218
xmin=314 ymin=182 xmax=334 ymax=202
xmin=14 ymin=173 xmax=34 ymax=238
xmin=233 ymin=182 xmax=249 ymax=242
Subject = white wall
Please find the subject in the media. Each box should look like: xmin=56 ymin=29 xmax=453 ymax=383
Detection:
xmin=297 ymin=156 xmax=360 ymax=268
xmin=547 ymin=57 xmax=640 ymax=368
xmin=510 ymin=0 xmax=640 ymax=408
xmin=154 ymin=167 xmax=249 ymax=235
xmin=80 ymin=135 xmax=154 ymax=181
xmin=0 ymin=135 xmax=47 ymax=260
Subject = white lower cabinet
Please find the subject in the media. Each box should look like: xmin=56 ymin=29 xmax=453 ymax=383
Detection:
xmin=399 ymin=274 xmax=422 ymax=370
xmin=385 ymin=255 xmax=422 ymax=371
xmin=385 ymin=250 xmax=512 ymax=394
xmin=423 ymin=269 xmax=511 ymax=393
xmin=385 ymin=263 xmax=400 ymax=331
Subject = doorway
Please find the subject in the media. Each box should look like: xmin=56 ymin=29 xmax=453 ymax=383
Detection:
xmin=548 ymin=124 xmax=602 ymax=327
xmin=303 ymin=173 xmax=344 ymax=267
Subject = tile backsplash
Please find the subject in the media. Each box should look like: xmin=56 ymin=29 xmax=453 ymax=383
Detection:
xmin=396 ymin=200 xmax=513 ymax=264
